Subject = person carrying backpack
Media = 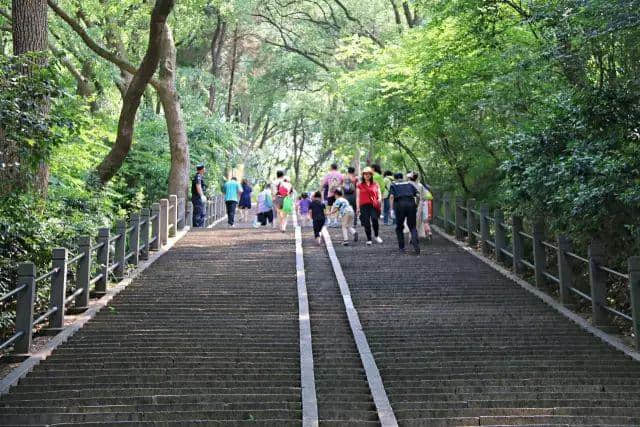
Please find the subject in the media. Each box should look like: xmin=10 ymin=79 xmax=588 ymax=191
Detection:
xmin=344 ymin=166 xmax=359 ymax=227
xmin=256 ymin=184 xmax=274 ymax=227
xmin=277 ymin=176 xmax=293 ymax=232
xmin=321 ymin=164 xmax=344 ymax=227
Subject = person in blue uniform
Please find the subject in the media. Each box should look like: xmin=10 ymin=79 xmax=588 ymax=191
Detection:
xmin=191 ymin=164 xmax=207 ymax=227
xmin=389 ymin=172 xmax=420 ymax=254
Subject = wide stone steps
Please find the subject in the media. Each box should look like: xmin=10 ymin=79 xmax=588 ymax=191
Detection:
xmin=0 ymin=228 xmax=302 ymax=426
xmin=328 ymin=227 xmax=640 ymax=426
xmin=302 ymin=228 xmax=380 ymax=425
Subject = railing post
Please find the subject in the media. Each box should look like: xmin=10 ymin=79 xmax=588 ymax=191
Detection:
xmin=75 ymin=236 xmax=91 ymax=311
xmin=169 ymin=195 xmax=178 ymax=237
xmin=557 ymin=235 xmax=573 ymax=307
xmin=494 ymin=209 xmax=506 ymax=262
xmin=467 ymin=199 xmax=476 ymax=245
xmin=432 ymin=196 xmax=440 ymax=227
xmin=96 ymin=228 xmax=109 ymax=296
xmin=628 ymin=257 xmax=640 ymax=350
xmin=455 ymin=196 xmax=464 ymax=241
xmin=186 ymin=201 xmax=193 ymax=227
xmin=512 ymin=216 xmax=524 ymax=274
xmin=49 ymin=248 xmax=68 ymax=330
xmin=177 ymin=197 xmax=185 ymax=231
xmin=115 ymin=220 xmax=126 ymax=280
xmin=14 ymin=263 xmax=36 ymax=354
xmin=159 ymin=199 xmax=169 ymax=246
xmin=129 ymin=213 xmax=140 ymax=266
xmin=212 ymin=197 xmax=217 ymax=222
xmin=480 ymin=205 xmax=490 ymax=255
xmin=589 ymin=241 xmax=610 ymax=327
xmin=532 ymin=221 xmax=546 ymax=287
xmin=140 ymin=208 xmax=150 ymax=261
xmin=151 ymin=203 xmax=160 ymax=251
xmin=443 ymin=193 xmax=452 ymax=234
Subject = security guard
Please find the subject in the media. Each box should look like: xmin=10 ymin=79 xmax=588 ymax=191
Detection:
xmin=389 ymin=172 xmax=420 ymax=254
xmin=191 ymin=164 xmax=207 ymax=227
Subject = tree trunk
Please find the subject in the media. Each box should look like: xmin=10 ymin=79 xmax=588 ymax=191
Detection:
xmin=10 ymin=0 xmax=49 ymax=196
xmin=225 ymin=26 xmax=239 ymax=121
xmin=95 ymin=0 xmax=175 ymax=184
xmin=157 ymin=24 xmax=190 ymax=199
xmin=207 ymin=15 xmax=226 ymax=113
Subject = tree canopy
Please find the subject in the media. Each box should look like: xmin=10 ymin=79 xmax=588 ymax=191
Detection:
xmin=1 ymin=0 xmax=639 ymax=311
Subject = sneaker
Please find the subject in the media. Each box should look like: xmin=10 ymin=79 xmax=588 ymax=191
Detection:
xmin=399 ymin=248 xmax=407 ymax=254
xmin=353 ymin=231 xmax=358 ymax=242
xmin=366 ymin=241 xmax=373 ymax=246
xmin=342 ymin=241 xmax=349 ymax=246
xmin=375 ymin=236 xmax=383 ymax=244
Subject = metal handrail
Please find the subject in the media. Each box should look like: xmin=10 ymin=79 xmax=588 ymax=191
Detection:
xmin=601 ymin=304 xmax=633 ymax=322
xmin=126 ymin=225 xmax=135 ymax=233
xmin=108 ymin=233 xmax=123 ymax=243
xmin=543 ymin=271 xmax=560 ymax=284
xmin=566 ymin=251 xmax=589 ymax=264
xmin=469 ymin=208 xmax=481 ymax=216
xmin=598 ymin=265 xmax=629 ymax=280
xmin=0 ymin=284 xmax=27 ymax=303
xmin=569 ymin=286 xmax=592 ymax=302
xmin=139 ymin=219 xmax=148 ymax=226
xmin=542 ymin=241 xmax=558 ymax=251
xmin=91 ymin=242 xmax=105 ymax=251
xmin=107 ymin=262 xmax=120 ymax=273
xmin=521 ymin=259 xmax=535 ymax=270
xmin=500 ymin=248 xmax=513 ymax=258
xmin=33 ymin=306 xmax=58 ymax=326
xmin=35 ymin=267 xmax=60 ymax=283
xmin=68 ymin=252 xmax=85 ymax=265
xmin=149 ymin=236 xmax=158 ymax=245
xmin=124 ymin=252 xmax=135 ymax=262
xmin=149 ymin=214 xmax=158 ymax=221
xmin=500 ymin=222 xmax=511 ymax=230
xmin=519 ymin=231 xmax=533 ymax=240
xmin=0 ymin=331 xmax=24 ymax=351
xmin=89 ymin=273 xmax=104 ymax=286
xmin=64 ymin=288 xmax=84 ymax=306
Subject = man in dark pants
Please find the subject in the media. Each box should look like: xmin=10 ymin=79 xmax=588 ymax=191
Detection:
xmin=222 ymin=176 xmax=242 ymax=227
xmin=191 ymin=165 xmax=207 ymax=227
xmin=389 ymin=172 xmax=420 ymax=254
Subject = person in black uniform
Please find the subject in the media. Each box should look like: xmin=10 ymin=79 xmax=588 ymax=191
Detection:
xmin=191 ymin=164 xmax=207 ymax=227
xmin=389 ymin=172 xmax=420 ymax=254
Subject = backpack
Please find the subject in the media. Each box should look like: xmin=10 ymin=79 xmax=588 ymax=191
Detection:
xmin=328 ymin=174 xmax=342 ymax=194
xmin=264 ymin=193 xmax=273 ymax=209
xmin=343 ymin=176 xmax=355 ymax=195
xmin=277 ymin=183 xmax=289 ymax=197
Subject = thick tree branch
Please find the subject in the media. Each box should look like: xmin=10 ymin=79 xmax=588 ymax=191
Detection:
xmin=95 ymin=0 xmax=175 ymax=183
xmin=47 ymin=0 xmax=161 ymax=89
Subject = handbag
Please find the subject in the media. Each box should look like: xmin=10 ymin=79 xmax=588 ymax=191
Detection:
xmin=368 ymin=185 xmax=381 ymax=215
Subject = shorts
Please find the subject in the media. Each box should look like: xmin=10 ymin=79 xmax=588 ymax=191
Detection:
xmin=274 ymin=195 xmax=284 ymax=209
xmin=327 ymin=196 xmax=336 ymax=206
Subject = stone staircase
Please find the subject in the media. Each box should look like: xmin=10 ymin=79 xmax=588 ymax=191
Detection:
xmin=328 ymin=226 xmax=640 ymax=425
xmin=2 ymin=217 xmax=640 ymax=426
xmin=0 ymin=228 xmax=302 ymax=425
xmin=302 ymin=228 xmax=379 ymax=425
